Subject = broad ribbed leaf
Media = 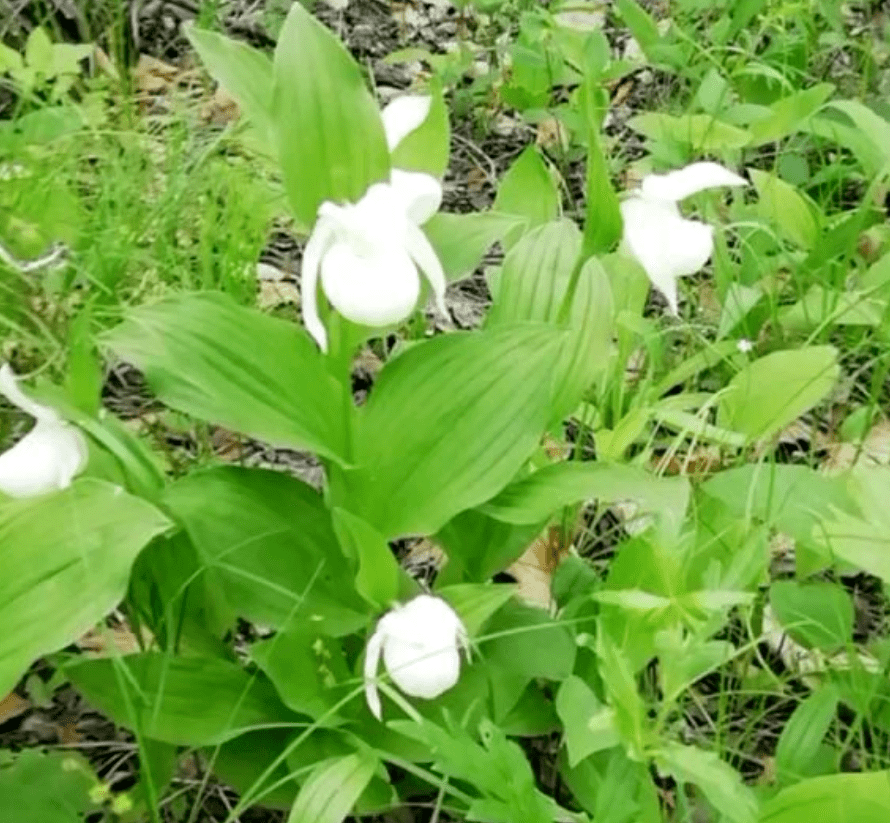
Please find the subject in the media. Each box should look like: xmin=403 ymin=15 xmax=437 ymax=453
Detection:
xmin=102 ymin=292 xmax=347 ymax=462
xmin=487 ymin=220 xmax=613 ymax=421
xmin=273 ymin=4 xmax=390 ymax=227
xmin=287 ymin=752 xmax=377 ymax=823
xmin=760 ymin=770 xmax=890 ymax=823
xmin=717 ymin=346 xmax=839 ymax=441
xmin=164 ymin=467 xmax=366 ymax=635
xmin=482 ymin=462 xmax=689 ymax=539
xmin=0 ymin=480 xmax=170 ymax=696
xmin=341 ymin=325 xmax=564 ymax=537
xmin=66 ymin=653 xmax=292 ymax=746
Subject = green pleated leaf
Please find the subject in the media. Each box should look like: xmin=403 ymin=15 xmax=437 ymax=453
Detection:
xmin=164 ymin=467 xmax=367 ymax=635
xmin=760 ymin=770 xmax=890 ymax=823
xmin=0 ymin=480 xmax=170 ymax=697
xmin=487 ymin=220 xmax=613 ymax=422
xmin=717 ymin=346 xmax=839 ymax=442
xmin=482 ymin=461 xmax=690 ymax=540
xmin=272 ymin=3 xmax=390 ymax=228
xmin=331 ymin=508 xmax=409 ymax=608
xmin=340 ymin=325 xmax=564 ymax=537
xmin=65 ymin=653 xmax=293 ymax=746
xmin=102 ymin=292 xmax=347 ymax=463
xmin=287 ymin=751 xmax=378 ymax=823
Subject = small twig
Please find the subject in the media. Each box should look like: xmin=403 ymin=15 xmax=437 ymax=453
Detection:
xmin=0 ymin=239 xmax=68 ymax=273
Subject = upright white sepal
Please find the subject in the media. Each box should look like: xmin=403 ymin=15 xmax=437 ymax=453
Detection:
xmin=381 ymin=95 xmax=432 ymax=151
xmin=0 ymin=364 xmax=88 ymax=498
xmin=363 ymin=594 xmax=468 ymax=720
xmin=639 ymin=161 xmax=748 ymax=202
xmin=620 ymin=161 xmax=746 ymax=315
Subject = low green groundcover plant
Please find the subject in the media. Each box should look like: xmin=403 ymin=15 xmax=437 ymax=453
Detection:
xmin=3 ymin=3 xmax=890 ymax=822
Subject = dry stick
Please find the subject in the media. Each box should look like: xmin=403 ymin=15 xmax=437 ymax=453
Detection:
xmin=0 ymin=239 xmax=68 ymax=273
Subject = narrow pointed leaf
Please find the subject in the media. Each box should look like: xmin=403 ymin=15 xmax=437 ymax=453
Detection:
xmin=186 ymin=25 xmax=274 ymax=150
xmin=273 ymin=4 xmax=390 ymax=227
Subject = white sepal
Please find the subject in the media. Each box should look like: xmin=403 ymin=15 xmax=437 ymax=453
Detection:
xmin=363 ymin=594 xmax=467 ymax=719
xmin=381 ymin=95 xmax=432 ymax=151
xmin=620 ymin=161 xmax=746 ymax=315
xmin=620 ymin=196 xmax=715 ymax=315
xmin=390 ymin=169 xmax=442 ymax=225
xmin=640 ymin=161 xmax=747 ymax=203
xmin=0 ymin=364 xmax=88 ymax=498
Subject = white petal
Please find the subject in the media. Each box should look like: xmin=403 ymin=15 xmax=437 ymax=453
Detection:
xmin=380 ymin=95 xmax=432 ymax=151
xmin=621 ymin=195 xmax=715 ymax=315
xmin=389 ymin=170 xmax=442 ymax=226
xmin=320 ymin=241 xmax=420 ymax=327
xmin=640 ymin=161 xmax=747 ymax=203
xmin=0 ymin=363 xmax=57 ymax=421
xmin=363 ymin=625 xmax=386 ymax=720
xmin=383 ymin=638 xmax=460 ymax=699
xmin=300 ymin=217 xmax=335 ymax=352
xmin=404 ymin=222 xmax=447 ymax=318
xmin=0 ymin=419 xmax=88 ymax=498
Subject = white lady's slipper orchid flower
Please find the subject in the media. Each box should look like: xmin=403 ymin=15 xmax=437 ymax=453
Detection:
xmin=0 ymin=364 xmax=88 ymax=498
xmin=364 ymin=594 xmax=468 ymax=720
xmin=620 ymin=161 xmax=747 ymax=315
xmin=300 ymin=94 xmax=447 ymax=352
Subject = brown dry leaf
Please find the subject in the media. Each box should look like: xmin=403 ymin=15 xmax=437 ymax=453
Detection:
xmin=610 ymin=77 xmax=636 ymax=106
xmin=56 ymin=720 xmax=82 ymax=744
xmin=134 ymin=54 xmax=182 ymax=94
xmin=535 ymin=117 xmax=569 ymax=152
xmin=655 ymin=444 xmax=722 ymax=478
xmin=93 ymin=46 xmax=120 ymax=81
xmin=508 ymin=525 xmax=571 ymax=610
xmin=201 ymin=85 xmax=241 ymax=125
xmin=211 ymin=427 xmax=245 ymax=462
xmin=0 ymin=691 xmax=30 ymax=724
xmin=824 ymin=419 xmax=890 ymax=472
xmin=466 ymin=166 xmax=488 ymax=192
xmin=402 ymin=538 xmax=446 ymax=579
xmin=257 ymin=279 xmax=300 ymax=309
xmin=77 ymin=625 xmax=151 ymax=657
xmin=543 ymin=433 xmax=570 ymax=461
